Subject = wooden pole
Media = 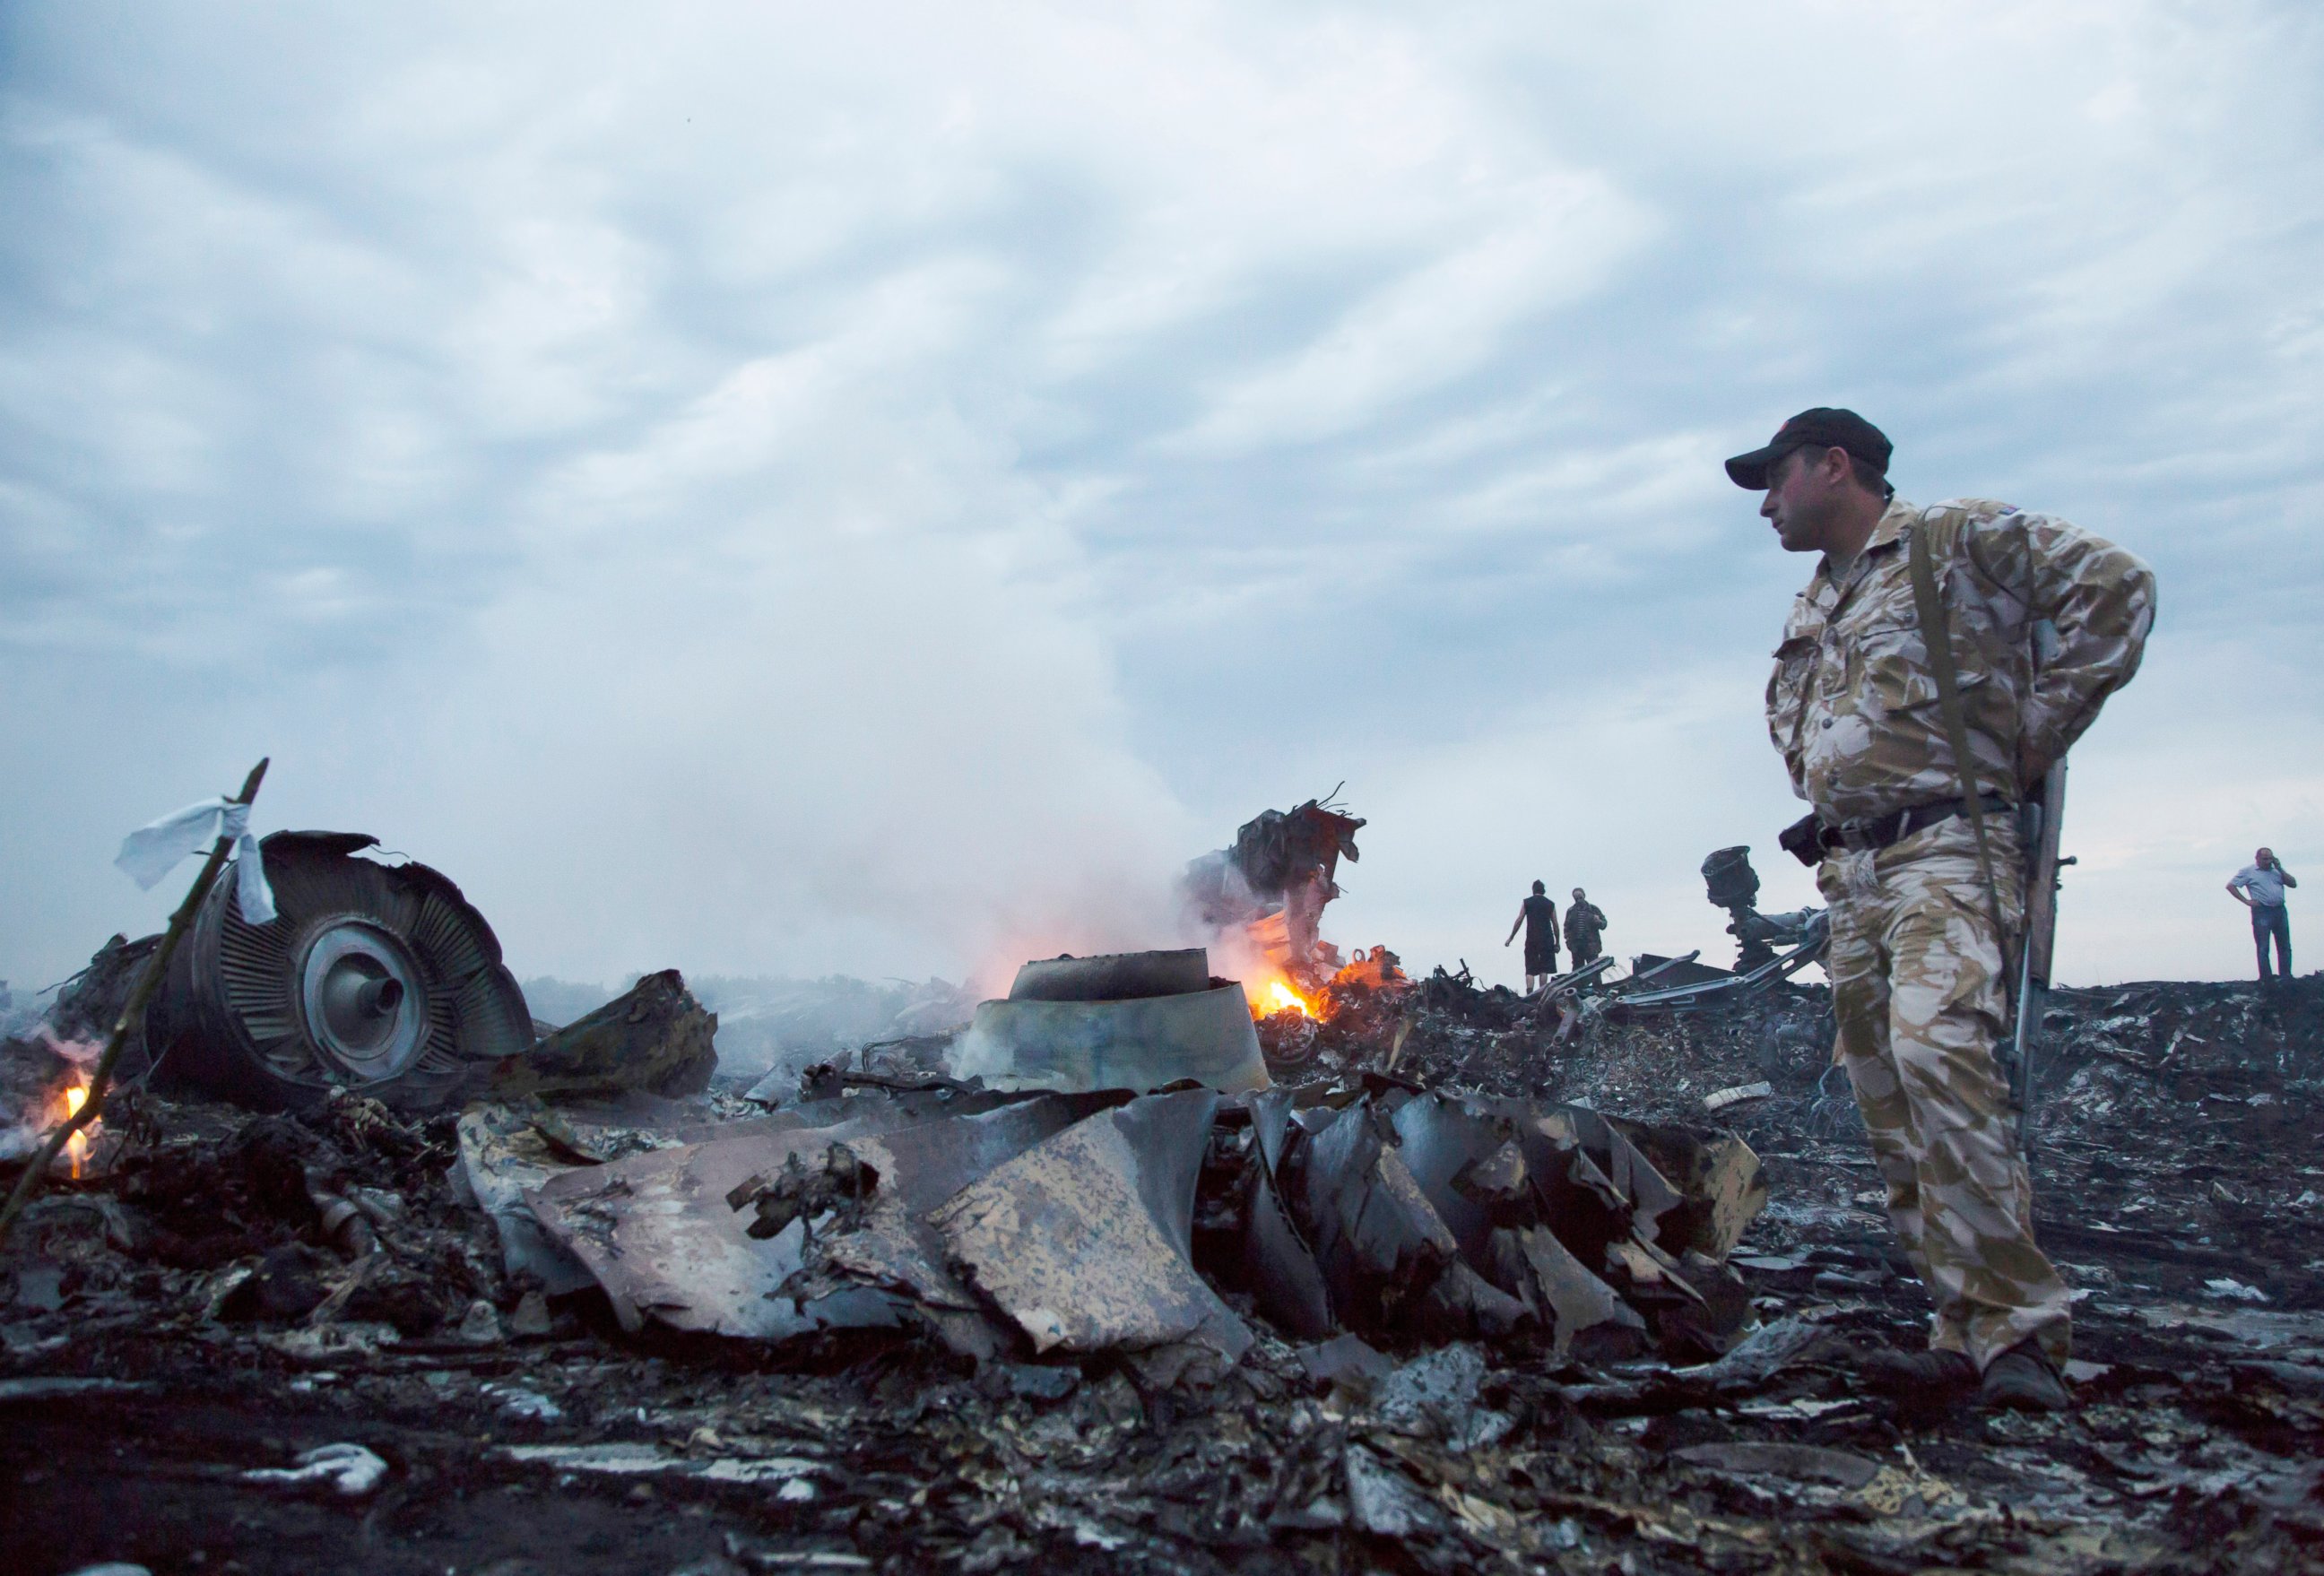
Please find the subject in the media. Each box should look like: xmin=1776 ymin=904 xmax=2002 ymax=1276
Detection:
xmin=0 ymin=758 xmax=268 ymax=1246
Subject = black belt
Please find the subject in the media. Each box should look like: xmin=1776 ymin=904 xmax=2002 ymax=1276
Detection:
xmin=1817 ymin=795 xmax=2014 ymax=856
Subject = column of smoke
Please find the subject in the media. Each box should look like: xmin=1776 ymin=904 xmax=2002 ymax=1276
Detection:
xmin=957 ymin=834 xmax=1305 ymax=1008
xmin=963 ymin=862 xmax=1251 ymax=1001
xmin=1 ymin=267 xmax=1281 ymax=1026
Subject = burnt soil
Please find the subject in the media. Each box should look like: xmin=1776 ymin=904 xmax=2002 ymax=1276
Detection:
xmin=5 ymin=974 xmax=2323 ymax=1575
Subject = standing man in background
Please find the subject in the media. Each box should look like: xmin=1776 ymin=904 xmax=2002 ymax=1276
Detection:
xmin=1565 ymin=888 xmax=1608 ymax=970
xmin=1735 ymin=407 xmax=2155 ymax=1412
xmin=1504 ymin=881 xmax=1559 ymax=992
xmin=2227 ymin=847 xmax=2297 ymax=982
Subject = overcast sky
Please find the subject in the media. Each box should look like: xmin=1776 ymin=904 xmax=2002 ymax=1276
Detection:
xmin=4 ymin=2 xmax=2320 ymax=1000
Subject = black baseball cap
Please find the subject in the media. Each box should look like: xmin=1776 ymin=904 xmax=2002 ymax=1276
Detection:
xmin=1724 ymin=408 xmax=1892 ymax=489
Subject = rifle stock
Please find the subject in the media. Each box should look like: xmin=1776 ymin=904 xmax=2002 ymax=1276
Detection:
xmin=2014 ymin=760 xmax=2069 ymax=1147
xmin=2023 ymin=762 xmax=2069 ymax=991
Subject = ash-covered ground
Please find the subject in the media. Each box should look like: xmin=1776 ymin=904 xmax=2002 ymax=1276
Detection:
xmin=5 ymin=974 xmax=2322 ymax=1575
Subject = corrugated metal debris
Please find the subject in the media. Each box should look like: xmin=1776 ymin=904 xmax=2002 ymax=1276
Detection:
xmin=9 ymin=934 xmax=2324 ymax=1573
xmin=950 ymin=948 xmax=1270 ymax=1095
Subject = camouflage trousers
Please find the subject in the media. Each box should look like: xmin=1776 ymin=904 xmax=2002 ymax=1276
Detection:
xmin=1818 ymin=815 xmax=2071 ymax=1369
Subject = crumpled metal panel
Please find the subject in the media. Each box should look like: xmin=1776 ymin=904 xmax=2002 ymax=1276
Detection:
xmin=1490 ymin=1223 xmax=1646 ymax=1358
xmin=508 ymin=1063 xmax=1760 ymax=1368
xmin=949 ymin=983 xmax=1270 ymax=1095
xmin=522 ymin=1095 xmax=995 ymax=1338
xmin=1249 ymin=1087 xmax=1296 ymax=1173
xmin=520 ymin=1090 xmax=1125 ymax=1344
xmin=455 ymin=1107 xmax=611 ymax=1296
xmin=1311 ymin=1091 xmax=1651 ymax=1353
xmin=1244 ymin=1161 xmax=1334 ymax=1339
xmin=807 ymin=1093 xmax=1127 ymax=1314
xmin=1235 ymin=1087 xmax=1334 ymax=1338
xmin=1536 ymin=1106 xmax=1687 ymax=1251
xmin=932 ymin=1089 xmax=1253 ymax=1369
xmin=525 ymin=1130 xmax=881 ymax=1339
xmin=460 ymin=1095 xmax=810 ymax=1295
xmin=1389 ymin=1093 xmax=1516 ymax=1267
xmin=1295 ymin=1102 xmax=1468 ymax=1333
xmin=489 ymin=970 xmax=716 ymax=1101
xmin=1602 ymin=1116 xmax=1768 ymax=1260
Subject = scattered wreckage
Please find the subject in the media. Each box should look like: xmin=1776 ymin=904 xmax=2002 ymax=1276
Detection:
xmin=456 ymin=945 xmax=1766 ymax=1381
xmin=8 ymin=956 xmax=2324 ymax=1573
xmin=1502 ymin=845 xmax=1834 ymax=1031
xmin=9 ymin=805 xmax=2324 ymax=1573
xmin=1603 ymin=845 xmax=1828 ymax=1015
xmin=21 ymin=818 xmax=1773 ymax=1382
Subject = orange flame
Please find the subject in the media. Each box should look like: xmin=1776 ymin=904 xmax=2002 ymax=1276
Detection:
xmin=1251 ymin=975 xmax=1317 ymax=1019
xmin=58 ymin=1078 xmax=91 ymax=1180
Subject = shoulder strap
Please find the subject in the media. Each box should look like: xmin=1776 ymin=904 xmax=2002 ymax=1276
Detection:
xmin=1907 ymin=517 xmax=2013 ymax=954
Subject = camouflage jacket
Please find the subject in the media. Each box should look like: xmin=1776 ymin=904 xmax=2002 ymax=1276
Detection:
xmin=1564 ymin=903 xmax=1606 ymax=948
xmin=1766 ymin=497 xmax=2156 ymax=824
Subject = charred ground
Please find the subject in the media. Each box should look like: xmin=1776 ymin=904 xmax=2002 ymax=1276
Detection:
xmin=4 ymin=974 xmax=2322 ymax=1575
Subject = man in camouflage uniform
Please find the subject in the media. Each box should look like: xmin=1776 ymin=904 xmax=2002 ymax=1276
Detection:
xmin=1731 ymin=409 xmax=2155 ymax=1411
xmin=1564 ymin=888 xmax=1607 ymax=969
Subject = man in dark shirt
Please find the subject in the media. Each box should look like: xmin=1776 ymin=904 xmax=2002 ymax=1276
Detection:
xmin=1504 ymin=881 xmax=1559 ymax=992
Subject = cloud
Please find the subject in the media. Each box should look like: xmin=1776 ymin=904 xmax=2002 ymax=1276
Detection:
xmin=1 ymin=0 xmax=2320 ymax=999
xmin=1169 ymin=172 xmax=1651 ymax=453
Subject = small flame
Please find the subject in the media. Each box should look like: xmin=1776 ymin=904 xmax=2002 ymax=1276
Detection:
xmin=1259 ymin=979 xmax=1314 ymax=1019
xmin=58 ymin=1078 xmax=91 ymax=1181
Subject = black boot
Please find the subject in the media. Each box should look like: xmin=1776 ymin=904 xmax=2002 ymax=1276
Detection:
xmin=1851 ymin=1344 xmax=1976 ymax=1396
xmin=1978 ymin=1340 xmax=2070 ymax=1412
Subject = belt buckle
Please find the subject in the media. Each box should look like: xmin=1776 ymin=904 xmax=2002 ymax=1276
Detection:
xmin=1836 ymin=810 xmax=1898 ymax=853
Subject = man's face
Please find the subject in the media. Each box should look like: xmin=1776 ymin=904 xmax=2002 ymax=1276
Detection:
xmin=1760 ymin=446 xmax=1844 ymax=554
xmin=1572 ymin=889 xmax=1585 ymax=902
xmin=2259 ymin=847 xmax=2274 ymax=866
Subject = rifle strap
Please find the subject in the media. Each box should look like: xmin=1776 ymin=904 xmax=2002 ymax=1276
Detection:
xmin=1906 ymin=518 xmax=2016 ymax=963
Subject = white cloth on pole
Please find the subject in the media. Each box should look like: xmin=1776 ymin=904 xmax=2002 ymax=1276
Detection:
xmin=114 ymin=798 xmax=276 ymax=924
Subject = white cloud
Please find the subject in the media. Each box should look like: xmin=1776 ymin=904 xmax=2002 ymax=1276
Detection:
xmin=1 ymin=0 xmax=2320 ymax=999
xmin=1173 ymin=174 xmax=1650 ymax=453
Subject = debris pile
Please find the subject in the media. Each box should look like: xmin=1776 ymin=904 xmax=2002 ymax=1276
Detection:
xmin=7 ymin=850 xmax=2324 ymax=1574
xmin=1383 ymin=967 xmax=1837 ymax=1114
xmin=450 ymin=945 xmax=1766 ymax=1380
xmin=1183 ymin=794 xmax=1368 ymax=984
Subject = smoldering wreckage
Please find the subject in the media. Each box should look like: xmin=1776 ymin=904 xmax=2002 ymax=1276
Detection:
xmin=4 ymin=798 xmax=2324 ymax=1576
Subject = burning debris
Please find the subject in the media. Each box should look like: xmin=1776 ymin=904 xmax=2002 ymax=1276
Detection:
xmin=6 ymin=792 xmax=2324 ymax=1573
xmin=8 ymin=959 xmax=2324 ymax=1573
xmin=950 ymin=948 xmax=1270 ymax=1095
xmin=425 ymin=942 xmax=1760 ymax=1378
xmin=1184 ymin=794 xmax=1367 ymax=984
